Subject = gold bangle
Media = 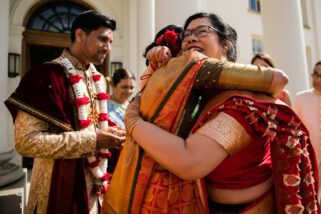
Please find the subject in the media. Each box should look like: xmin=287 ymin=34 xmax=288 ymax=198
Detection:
xmin=126 ymin=117 xmax=143 ymax=137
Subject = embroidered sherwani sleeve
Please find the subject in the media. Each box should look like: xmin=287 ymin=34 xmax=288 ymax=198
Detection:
xmin=195 ymin=112 xmax=250 ymax=156
xmin=15 ymin=110 xmax=97 ymax=159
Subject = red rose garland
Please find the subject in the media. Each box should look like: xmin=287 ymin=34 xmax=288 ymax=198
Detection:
xmin=62 ymin=59 xmax=112 ymax=195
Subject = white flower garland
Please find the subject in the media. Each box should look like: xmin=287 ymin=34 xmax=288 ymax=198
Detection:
xmin=62 ymin=58 xmax=111 ymax=194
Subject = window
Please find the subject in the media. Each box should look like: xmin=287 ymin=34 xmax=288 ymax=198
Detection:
xmin=249 ymin=0 xmax=261 ymax=12
xmin=27 ymin=2 xmax=88 ymax=33
xmin=301 ymin=0 xmax=310 ymax=28
xmin=252 ymin=38 xmax=264 ymax=55
xmin=306 ymin=46 xmax=312 ymax=75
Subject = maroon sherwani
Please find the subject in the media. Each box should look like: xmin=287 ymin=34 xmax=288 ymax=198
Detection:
xmin=5 ymin=49 xmax=105 ymax=214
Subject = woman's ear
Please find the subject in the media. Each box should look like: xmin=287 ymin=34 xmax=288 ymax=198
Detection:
xmin=222 ymin=40 xmax=232 ymax=57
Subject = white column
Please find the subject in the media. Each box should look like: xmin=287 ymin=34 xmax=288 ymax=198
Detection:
xmin=155 ymin=0 xmax=207 ymax=31
xmin=0 ymin=0 xmax=9 ymax=153
xmin=137 ymin=0 xmax=155 ymax=78
xmin=260 ymin=0 xmax=309 ymax=96
xmin=0 ymin=0 xmax=23 ymax=187
xmin=312 ymin=0 xmax=321 ymax=60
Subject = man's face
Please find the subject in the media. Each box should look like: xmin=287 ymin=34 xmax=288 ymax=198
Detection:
xmin=82 ymin=27 xmax=113 ymax=65
xmin=312 ymin=64 xmax=321 ymax=92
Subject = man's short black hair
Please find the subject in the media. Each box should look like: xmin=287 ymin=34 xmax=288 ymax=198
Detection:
xmin=71 ymin=10 xmax=116 ymax=42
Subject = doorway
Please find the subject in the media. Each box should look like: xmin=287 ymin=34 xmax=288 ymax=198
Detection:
xmin=29 ymin=45 xmax=64 ymax=67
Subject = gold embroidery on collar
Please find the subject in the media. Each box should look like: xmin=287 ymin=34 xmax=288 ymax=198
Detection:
xmin=60 ymin=49 xmax=88 ymax=71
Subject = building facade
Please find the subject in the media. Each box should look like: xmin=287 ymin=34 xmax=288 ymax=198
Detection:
xmin=1 ymin=0 xmax=321 ymax=186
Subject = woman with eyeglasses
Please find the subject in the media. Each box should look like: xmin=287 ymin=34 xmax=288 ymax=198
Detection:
xmin=294 ymin=61 xmax=321 ymax=204
xmin=103 ymin=13 xmax=319 ymax=213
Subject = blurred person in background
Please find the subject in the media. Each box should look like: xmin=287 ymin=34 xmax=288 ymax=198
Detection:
xmin=294 ymin=60 xmax=321 ymax=203
xmin=107 ymin=68 xmax=135 ymax=174
xmin=251 ymin=52 xmax=292 ymax=106
xmin=108 ymin=68 xmax=135 ymax=128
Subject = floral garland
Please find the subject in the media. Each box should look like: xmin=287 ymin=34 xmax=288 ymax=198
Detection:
xmin=62 ymin=58 xmax=111 ymax=195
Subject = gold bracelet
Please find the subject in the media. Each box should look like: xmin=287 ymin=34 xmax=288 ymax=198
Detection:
xmin=126 ymin=117 xmax=143 ymax=137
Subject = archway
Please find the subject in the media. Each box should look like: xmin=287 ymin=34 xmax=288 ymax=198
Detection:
xmin=22 ymin=0 xmax=110 ymax=77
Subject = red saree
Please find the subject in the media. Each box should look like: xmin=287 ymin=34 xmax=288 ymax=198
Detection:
xmin=192 ymin=91 xmax=320 ymax=213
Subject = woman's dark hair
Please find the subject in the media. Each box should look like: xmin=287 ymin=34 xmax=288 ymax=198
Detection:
xmin=184 ymin=12 xmax=238 ymax=62
xmin=71 ymin=10 xmax=116 ymax=42
xmin=112 ymin=68 xmax=135 ymax=86
xmin=143 ymin=25 xmax=183 ymax=65
xmin=315 ymin=61 xmax=321 ymax=69
xmin=251 ymin=53 xmax=275 ymax=68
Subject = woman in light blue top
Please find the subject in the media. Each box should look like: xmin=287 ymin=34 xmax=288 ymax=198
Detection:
xmin=107 ymin=68 xmax=135 ymax=172
xmin=108 ymin=68 xmax=135 ymax=128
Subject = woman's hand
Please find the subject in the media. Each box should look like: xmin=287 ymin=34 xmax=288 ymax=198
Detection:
xmin=96 ymin=126 xmax=126 ymax=149
xmin=146 ymin=46 xmax=172 ymax=69
xmin=269 ymin=68 xmax=289 ymax=97
xmin=124 ymin=95 xmax=143 ymax=136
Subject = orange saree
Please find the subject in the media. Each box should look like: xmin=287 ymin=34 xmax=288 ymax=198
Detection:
xmin=102 ymin=51 xmax=276 ymax=214
xmin=102 ymin=51 xmax=209 ymax=213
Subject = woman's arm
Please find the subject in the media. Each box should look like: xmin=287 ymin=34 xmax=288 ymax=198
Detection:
xmin=194 ymin=58 xmax=288 ymax=97
xmin=132 ymin=120 xmax=228 ymax=180
xmin=268 ymin=68 xmax=289 ymax=97
xmin=140 ymin=46 xmax=172 ymax=90
xmin=126 ymin=96 xmax=228 ymax=180
xmin=145 ymin=47 xmax=288 ymax=97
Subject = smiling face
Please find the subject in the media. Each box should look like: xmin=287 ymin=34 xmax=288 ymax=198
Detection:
xmin=112 ymin=78 xmax=135 ymax=104
xmin=78 ymin=27 xmax=113 ymax=65
xmin=181 ymin=18 xmax=226 ymax=60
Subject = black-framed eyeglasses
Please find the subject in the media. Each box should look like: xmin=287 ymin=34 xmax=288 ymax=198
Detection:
xmin=181 ymin=25 xmax=217 ymax=41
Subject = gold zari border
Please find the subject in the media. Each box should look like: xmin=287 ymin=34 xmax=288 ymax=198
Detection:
xmin=195 ymin=112 xmax=250 ymax=155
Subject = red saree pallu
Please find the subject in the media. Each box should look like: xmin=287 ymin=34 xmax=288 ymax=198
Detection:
xmin=102 ymin=51 xmax=209 ymax=213
xmin=192 ymin=91 xmax=320 ymax=214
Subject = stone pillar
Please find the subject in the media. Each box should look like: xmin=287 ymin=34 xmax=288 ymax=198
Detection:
xmin=0 ymin=0 xmax=23 ymax=187
xmin=260 ymin=0 xmax=309 ymax=96
xmin=137 ymin=0 xmax=155 ymax=78
xmin=312 ymin=0 xmax=321 ymax=60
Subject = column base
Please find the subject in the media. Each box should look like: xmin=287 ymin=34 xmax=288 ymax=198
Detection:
xmin=0 ymin=150 xmax=24 ymax=187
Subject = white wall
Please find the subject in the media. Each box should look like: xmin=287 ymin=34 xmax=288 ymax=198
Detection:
xmin=205 ymin=0 xmax=262 ymax=64
xmin=155 ymin=0 xmax=206 ymax=32
xmin=154 ymin=0 xmax=263 ymax=64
